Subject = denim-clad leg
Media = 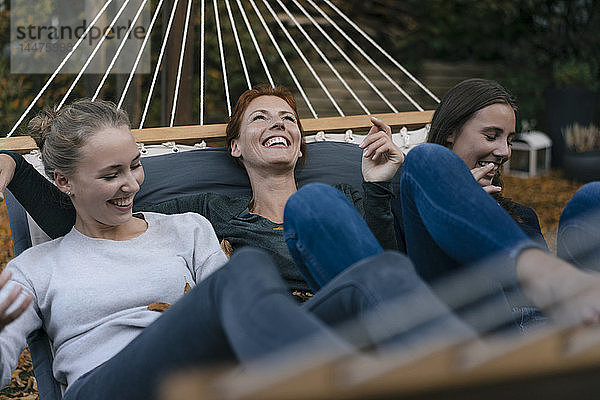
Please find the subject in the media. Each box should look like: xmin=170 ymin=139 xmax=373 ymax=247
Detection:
xmin=284 ymin=183 xmax=383 ymax=290
xmin=64 ymin=248 xmax=350 ymax=400
xmin=284 ymin=183 xmax=475 ymax=345
xmin=400 ymin=143 xmax=542 ymax=285
xmin=303 ymin=251 xmax=476 ymax=350
xmin=558 ymin=181 xmax=600 ymax=271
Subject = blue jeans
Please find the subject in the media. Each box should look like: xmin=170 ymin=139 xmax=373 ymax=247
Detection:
xmin=558 ymin=181 xmax=600 ymax=271
xmin=400 ymin=144 xmax=543 ymax=285
xmin=285 ymin=145 xmax=544 ymax=331
xmin=285 ymin=183 xmax=475 ymax=343
xmin=64 ymin=248 xmax=350 ymax=400
xmin=285 ymin=146 xmax=541 ymax=290
xmin=400 ymin=144 xmax=549 ymax=331
xmin=284 ymin=183 xmax=383 ymax=291
xmin=303 ymin=250 xmax=476 ymax=350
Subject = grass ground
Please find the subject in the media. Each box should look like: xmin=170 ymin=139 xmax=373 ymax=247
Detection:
xmin=0 ymin=169 xmax=587 ymax=399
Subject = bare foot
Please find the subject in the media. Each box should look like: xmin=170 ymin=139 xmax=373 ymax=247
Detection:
xmin=517 ymin=248 xmax=600 ymax=325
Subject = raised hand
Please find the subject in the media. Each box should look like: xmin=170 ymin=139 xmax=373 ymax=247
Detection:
xmin=360 ymin=117 xmax=405 ymax=182
xmin=0 ymin=270 xmax=33 ymax=332
xmin=0 ymin=154 xmax=16 ymax=202
xmin=471 ymin=163 xmax=502 ymax=194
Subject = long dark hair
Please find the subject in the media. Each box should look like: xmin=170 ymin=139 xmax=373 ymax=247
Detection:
xmin=427 ymin=79 xmax=521 ymax=221
xmin=428 ymin=78 xmax=518 ymax=146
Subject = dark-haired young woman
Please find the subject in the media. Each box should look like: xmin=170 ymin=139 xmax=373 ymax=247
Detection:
xmin=407 ymin=78 xmax=548 ymax=283
xmin=287 ymin=79 xmax=553 ymax=330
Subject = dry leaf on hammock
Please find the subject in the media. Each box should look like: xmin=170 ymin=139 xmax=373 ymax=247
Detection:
xmin=147 ymin=302 xmax=171 ymax=312
xmin=220 ymin=239 xmax=233 ymax=257
xmin=147 ymin=282 xmax=191 ymax=313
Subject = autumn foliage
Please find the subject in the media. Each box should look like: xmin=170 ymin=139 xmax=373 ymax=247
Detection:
xmin=0 ymin=204 xmax=37 ymax=399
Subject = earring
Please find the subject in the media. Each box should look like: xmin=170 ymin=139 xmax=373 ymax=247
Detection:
xmin=66 ymin=191 xmax=71 ymax=196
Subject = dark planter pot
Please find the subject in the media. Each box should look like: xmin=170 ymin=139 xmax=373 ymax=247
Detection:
xmin=544 ymin=87 xmax=599 ymax=167
xmin=563 ymin=150 xmax=600 ymax=182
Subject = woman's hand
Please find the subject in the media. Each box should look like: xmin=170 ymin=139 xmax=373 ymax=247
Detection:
xmin=0 ymin=154 xmax=16 ymax=202
xmin=0 ymin=270 xmax=32 ymax=333
xmin=360 ymin=117 xmax=405 ymax=182
xmin=471 ymin=163 xmax=502 ymax=194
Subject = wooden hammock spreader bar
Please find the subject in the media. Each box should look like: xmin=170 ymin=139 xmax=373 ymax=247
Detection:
xmin=160 ymin=324 xmax=600 ymax=400
xmin=0 ymin=110 xmax=434 ymax=153
xmin=0 ymin=136 xmax=38 ymax=154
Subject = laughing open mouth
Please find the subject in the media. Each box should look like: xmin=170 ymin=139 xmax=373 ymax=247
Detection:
xmin=262 ymin=136 xmax=289 ymax=147
xmin=108 ymin=195 xmax=134 ymax=207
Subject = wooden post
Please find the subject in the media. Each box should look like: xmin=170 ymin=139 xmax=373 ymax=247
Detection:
xmin=163 ymin=0 xmax=196 ymax=126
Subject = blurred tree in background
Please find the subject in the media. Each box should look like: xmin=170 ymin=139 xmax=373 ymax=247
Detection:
xmin=338 ymin=0 xmax=600 ymax=130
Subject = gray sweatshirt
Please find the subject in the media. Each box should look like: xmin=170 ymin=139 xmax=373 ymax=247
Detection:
xmin=0 ymin=212 xmax=227 ymax=389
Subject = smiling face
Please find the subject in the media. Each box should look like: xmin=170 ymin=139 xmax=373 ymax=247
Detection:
xmin=230 ymin=95 xmax=303 ymax=172
xmin=59 ymin=126 xmax=144 ymax=233
xmin=446 ymin=103 xmax=516 ymax=185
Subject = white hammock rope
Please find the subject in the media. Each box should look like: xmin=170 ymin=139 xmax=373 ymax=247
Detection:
xmin=118 ymin=0 xmax=165 ymax=110
xmin=139 ymin=0 xmax=180 ymax=128
xmin=224 ymin=0 xmax=252 ymax=90
xmin=247 ymin=0 xmax=317 ymax=118
xmin=199 ymin=0 xmax=205 ymax=124
xmin=92 ymin=0 xmax=150 ymax=102
xmin=170 ymin=0 xmax=194 ymax=127
xmin=234 ymin=0 xmax=274 ymax=87
xmin=305 ymin=0 xmax=417 ymax=111
xmin=294 ymin=0 xmax=408 ymax=112
xmin=58 ymin=0 xmax=134 ymax=110
xmin=9 ymin=0 xmax=439 ymax=135
xmin=279 ymin=1 xmax=371 ymax=114
xmin=266 ymin=0 xmax=344 ymax=117
xmin=214 ymin=0 xmax=232 ymax=116
xmin=6 ymin=0 xmax=115 ymax=137
xmin=322 ymin=0 xmax=440 ymax=104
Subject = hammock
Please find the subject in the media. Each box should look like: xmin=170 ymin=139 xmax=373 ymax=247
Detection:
xmin=2 ymin=0 xmax=437 ymax=152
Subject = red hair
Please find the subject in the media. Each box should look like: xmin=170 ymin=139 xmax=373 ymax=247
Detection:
xmin=226 ymin=84 xmax=306 ymax=168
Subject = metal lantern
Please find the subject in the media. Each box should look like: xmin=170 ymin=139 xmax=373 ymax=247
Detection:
xmin=505 ymin=131 xmax=552 ymax=177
